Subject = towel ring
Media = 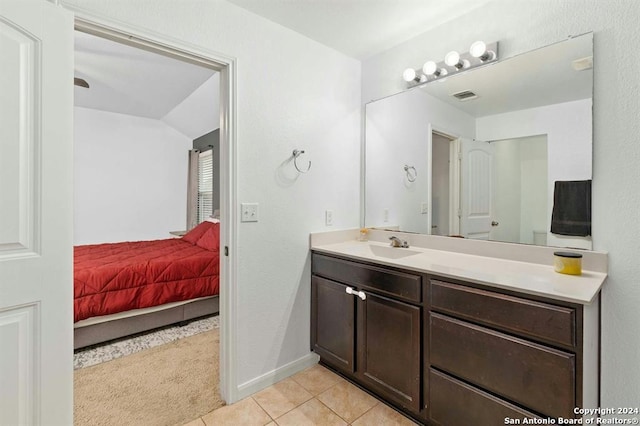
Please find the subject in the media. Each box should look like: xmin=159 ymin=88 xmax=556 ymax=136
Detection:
xmin=292 ymin=149 xmax=311 ymax=173
xmin=404 ymin=165 xmax=417 ymax=182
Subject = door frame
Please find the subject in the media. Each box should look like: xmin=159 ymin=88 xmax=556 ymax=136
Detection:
xmin=428 ymin=125 xmax=460 ymax=236
xmin=67 ymin=7 xmax=240 ymax=403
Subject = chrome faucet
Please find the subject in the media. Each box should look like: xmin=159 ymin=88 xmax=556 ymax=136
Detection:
xmin=389 ymin=236 xmax=409 ymax=248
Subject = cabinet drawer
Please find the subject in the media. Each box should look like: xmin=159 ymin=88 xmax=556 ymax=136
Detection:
xmin=312 ymin=254 xmax=421 ymax=303
xmin=429 ymin=368 xmax=541 ymax=426
xmin=430 ymin=279 xmax=576 ymax=347
xmin=430 ymin=313 xmax=576 ymax=419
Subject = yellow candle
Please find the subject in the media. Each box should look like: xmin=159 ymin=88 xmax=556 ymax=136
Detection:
xmin=554 ymin=251 xmax=583 ymax=275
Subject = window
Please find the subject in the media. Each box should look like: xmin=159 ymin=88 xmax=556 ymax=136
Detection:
xmin=197 ymin=150 xmax=213 ymax=223
xmin=187 ymin=148 xmax=213 ymax=229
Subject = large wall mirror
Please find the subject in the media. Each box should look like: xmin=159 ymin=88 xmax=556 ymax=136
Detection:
xmin=365 ymin=33 xmax=593 ymax=249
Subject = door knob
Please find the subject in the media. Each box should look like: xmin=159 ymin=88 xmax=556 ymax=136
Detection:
xmin=491 ymin=221 xmax=499 ymax=227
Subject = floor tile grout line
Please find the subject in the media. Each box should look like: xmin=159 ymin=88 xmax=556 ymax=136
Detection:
xmin=250 ymin=396 xmax=277 ymax=423
xmin=348 ymin=400 xmax=380 ymax=425
xmin=313 ymin=395 xmax=360 ymax=425
xmin=251 ymin=388 xmax=314 ymax=421
xmin=289 ymin=373 xmax=339 ymax=397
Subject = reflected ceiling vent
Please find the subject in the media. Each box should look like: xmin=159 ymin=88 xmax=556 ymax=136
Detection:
xmin=451 ymin=90 xmax=478 ymax=101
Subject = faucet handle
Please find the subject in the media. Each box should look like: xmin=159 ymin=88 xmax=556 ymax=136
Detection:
xmin=389 ymin=236 xmax=408 ymax=248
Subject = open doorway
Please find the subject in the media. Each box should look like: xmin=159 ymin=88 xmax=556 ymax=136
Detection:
xmin=71 ymin=26 xmax=228 ymax=425
xmin=430 ymin=130 xmax=459 ymax=236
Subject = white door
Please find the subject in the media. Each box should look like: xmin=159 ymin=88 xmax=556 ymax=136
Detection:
xmin=460 ymin=139 xmax=494 ymax=240
xmin=0 ymin=1 xmax=73 ymax=424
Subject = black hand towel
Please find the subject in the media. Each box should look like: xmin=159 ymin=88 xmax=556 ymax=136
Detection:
xmin=550 ymin=180 xmax=591 ymax=237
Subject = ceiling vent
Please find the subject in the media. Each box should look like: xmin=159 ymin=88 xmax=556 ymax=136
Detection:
xmin=451 ymin=90 xmax=478 ymax=101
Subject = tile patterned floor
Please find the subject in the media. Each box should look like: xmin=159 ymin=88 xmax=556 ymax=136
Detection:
xmin=184 ymin=364 xmax=419 ymax=426
xmin=73 ymin=315 xmax=219 ymax=369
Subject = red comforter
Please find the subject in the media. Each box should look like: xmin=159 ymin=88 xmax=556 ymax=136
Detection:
xmin=74 ymin=221 xmax=219 ymax=322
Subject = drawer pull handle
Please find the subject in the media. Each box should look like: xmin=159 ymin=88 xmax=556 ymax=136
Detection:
xmin=345 ymin=287 xmax=367 ymax=301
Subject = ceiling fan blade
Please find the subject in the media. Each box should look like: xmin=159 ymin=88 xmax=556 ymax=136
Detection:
xmin=74 ymin=77 xmax=90 ymax=88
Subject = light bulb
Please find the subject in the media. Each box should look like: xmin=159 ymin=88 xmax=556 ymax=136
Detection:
xmin=422 ymin=61 xmax=437 ymax=75
xmin=444 ymin=51 xmax=461 ymax=67
xmin=470 ymin=40 xmax=495 ymax=61
xmin=402 ymin=68 xmax=417 ymax=82
xmin=469 ymin=41 xmax=487 ymax=58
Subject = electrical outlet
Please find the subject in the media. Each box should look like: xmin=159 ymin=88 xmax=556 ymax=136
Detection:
xmin=241 ymin=203 xmax=258 ymax=222
xmin=383 ymin=208 xmax=389 ymax=222
xmin=421 ymin=202 xmax=429 ymax=214
xmin=325 ymin=210 xmax=333 ymax=226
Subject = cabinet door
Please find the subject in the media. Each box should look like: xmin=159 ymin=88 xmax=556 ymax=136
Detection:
xmin=357 ymin=291 xmax=421 ymax=412
xmin=311 ymin=276 xmax=355 ymax=373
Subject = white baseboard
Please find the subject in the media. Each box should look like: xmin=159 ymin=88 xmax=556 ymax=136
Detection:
xmin=236 ymin=352 xmax=320 ymax=400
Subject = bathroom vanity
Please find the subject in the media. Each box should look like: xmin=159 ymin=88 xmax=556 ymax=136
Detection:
xmin=310 ymin=229 xmax=606 ymax=425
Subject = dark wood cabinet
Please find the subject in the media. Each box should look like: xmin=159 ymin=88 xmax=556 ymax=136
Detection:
xmin=311 ymin=253 xmax=423 ymax=415
xmin=426 ymin=277 xmax=585 ymax=423
xmin=311 ymin=276 xmax=355 ymax=373
xmin=428 ymin=368 xmax=541 ymax=426
xmin=311 ymin=251 xmax=591 ymax=425
xmin=357 ymin=291 xmax=421 ymax=412
xmin=429 ymin=312 xmax=576 ymax=419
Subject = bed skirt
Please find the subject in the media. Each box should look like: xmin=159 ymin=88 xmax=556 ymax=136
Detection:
xmin=74 ymin=296 xmax=219 ymax=349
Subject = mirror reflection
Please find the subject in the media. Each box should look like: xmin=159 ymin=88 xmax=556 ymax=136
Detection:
xmin=365 ymin=33 xmax=593 ymax=249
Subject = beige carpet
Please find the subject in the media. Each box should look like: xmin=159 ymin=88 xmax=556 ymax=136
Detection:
xmin=74 ymin=329 xmax=224 ymax=426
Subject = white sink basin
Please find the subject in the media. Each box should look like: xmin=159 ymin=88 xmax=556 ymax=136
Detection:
xmin=368 ymin=245 xmax=421 ymax=259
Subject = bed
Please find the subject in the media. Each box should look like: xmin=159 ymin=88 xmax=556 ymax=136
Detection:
xmin=73 ymin=220 xmax=220 ymax=349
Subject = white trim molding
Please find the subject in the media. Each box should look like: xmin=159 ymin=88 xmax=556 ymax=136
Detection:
xmin=237 ymin=353 xmax=320 ymax=401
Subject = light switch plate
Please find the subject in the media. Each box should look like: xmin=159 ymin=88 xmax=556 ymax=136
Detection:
xmin=241 ymin=203 xmax=258 ymax=222
xmin=325 ymin=210 xmax=333 ymax=226
xmin=421 ymin=202 xmax=429 ymax=214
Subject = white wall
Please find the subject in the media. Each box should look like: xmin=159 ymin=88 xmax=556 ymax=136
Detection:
xmin=365 ymin=88 xmax=475 ymax=233
xmin=362 ymin=0 xmax=640 ymax=413
xmin=477 ymin=99 xmax=592 ymax=249
xmin=64 ymin=0 xmax=361 ymax=393
xmin=74 ymin=107 xmax=192 ymax=245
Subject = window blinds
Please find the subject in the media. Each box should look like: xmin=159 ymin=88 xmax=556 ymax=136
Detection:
xmin=198 ymin=150 xmax=214 ymax=223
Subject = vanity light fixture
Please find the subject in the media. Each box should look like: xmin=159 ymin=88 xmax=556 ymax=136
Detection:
xmin=403 ymin=40 xmax=499 ymax=88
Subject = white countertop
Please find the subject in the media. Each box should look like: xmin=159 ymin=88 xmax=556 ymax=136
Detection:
xmin=311 ymin=234 xmax=607 ymax=305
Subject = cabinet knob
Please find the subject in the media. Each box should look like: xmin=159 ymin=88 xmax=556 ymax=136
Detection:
xmin=491 ymin=221 xmax=499 ymax=227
